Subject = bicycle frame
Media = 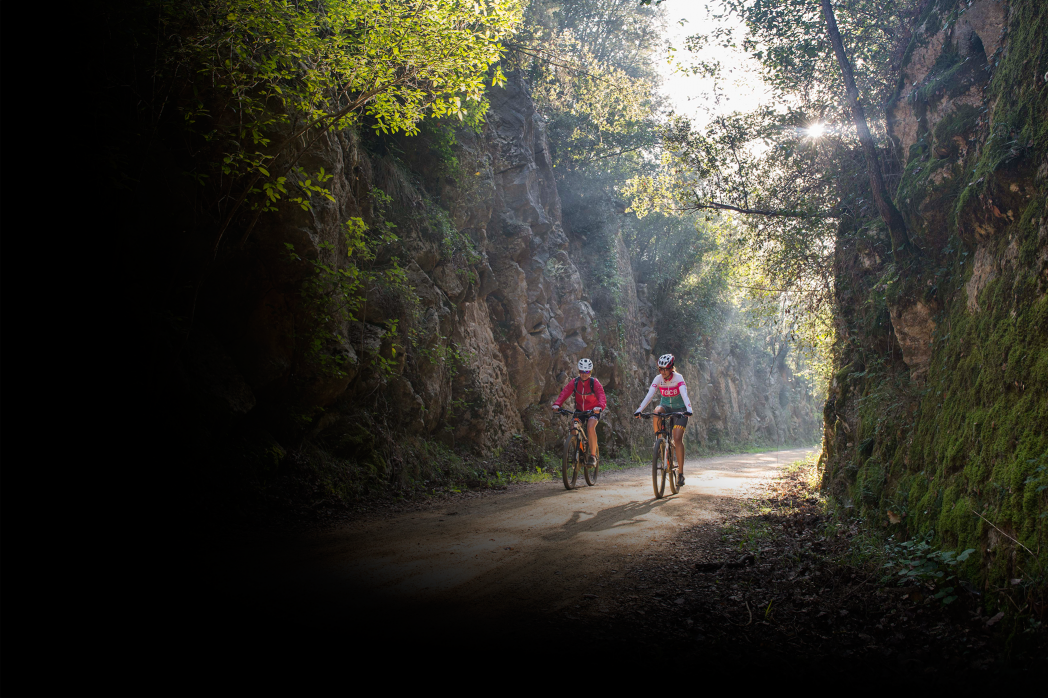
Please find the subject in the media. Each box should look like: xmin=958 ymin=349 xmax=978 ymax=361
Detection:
xmin=571 ymin=415 xmax=589 ymax=450
xmin=556 ymin=409 xmax=600 ymax=490
xmin=639 ymin=411 xmax=680 ymax=498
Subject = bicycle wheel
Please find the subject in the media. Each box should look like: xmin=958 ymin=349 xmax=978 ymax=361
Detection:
xmin=585 ymin=443 xmax=599 ymax=486
xmin=667 ymin=438 xmax=679 ymax=495
xmin=563 ymin=432 xmax=580 ymax=490
xmin=652 ymin=438 xmax=667 ymax=499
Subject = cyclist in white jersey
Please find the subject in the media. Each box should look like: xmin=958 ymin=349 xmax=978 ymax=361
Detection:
xmin=634 ymin=353 xmax=693 ymax=487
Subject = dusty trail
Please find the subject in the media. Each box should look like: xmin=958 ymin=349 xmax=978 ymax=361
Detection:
xmin=226 ymin=448 xmax=814 ymax=637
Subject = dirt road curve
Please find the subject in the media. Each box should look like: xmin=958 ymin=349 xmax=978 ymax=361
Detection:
xmin=235 ymin=448 xmax=815 ymax=635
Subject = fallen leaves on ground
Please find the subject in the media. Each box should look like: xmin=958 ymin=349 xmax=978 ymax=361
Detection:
xmin=579 ymin=466 xmax=1046 ymax=682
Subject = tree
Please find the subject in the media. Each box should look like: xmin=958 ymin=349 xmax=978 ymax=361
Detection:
xmin=626 ymin=0 xmax=923 ymax=301
xmin=819 ymin=0 xmax=912 ymax=260
xmin=513 ymin=0 xmax=666 ymax=171
xmin=155 ymin=0 xmax=524 ymax=253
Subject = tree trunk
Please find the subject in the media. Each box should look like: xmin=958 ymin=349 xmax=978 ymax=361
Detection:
xmin=821 ymin=0 xmax=913 ymax=261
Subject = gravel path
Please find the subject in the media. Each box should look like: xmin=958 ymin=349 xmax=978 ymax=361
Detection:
xmin=221 ymin=448 xmax=815 ymax=636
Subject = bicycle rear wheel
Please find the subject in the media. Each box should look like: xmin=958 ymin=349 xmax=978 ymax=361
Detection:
xmin=563 ymin=433 xmax=580 ymax=490
xmin=652 ymin=438 xmax=667 ymax=499
xmin=585 ymin=443 xmax=599 ymax=486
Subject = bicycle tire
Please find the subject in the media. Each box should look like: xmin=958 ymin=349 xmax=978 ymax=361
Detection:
xmin=652 ymin=438 xmax=667 ymax=499
xmin=585 ymin=443 xmax=599 ymax=486
xmin=667 ymin=437 xmax=679 ymax=495
xmin=563 ymin=432 xmax=580 ymax=490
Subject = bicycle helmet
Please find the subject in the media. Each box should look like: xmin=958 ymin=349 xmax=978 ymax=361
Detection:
xmin=577 ymin=358 xmax=593 ymax=372
xmin=657 ymin=353 xmax=675 ymax=369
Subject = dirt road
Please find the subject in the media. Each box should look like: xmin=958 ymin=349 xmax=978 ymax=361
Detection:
xmin=227 ymin=448 xmax=815 ymax=638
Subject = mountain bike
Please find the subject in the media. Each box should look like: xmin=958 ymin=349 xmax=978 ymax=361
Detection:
xmin=555 ymin=409 xmax=601 ymax=490
xmin=638 ymin=412 xmax=682 ymax=499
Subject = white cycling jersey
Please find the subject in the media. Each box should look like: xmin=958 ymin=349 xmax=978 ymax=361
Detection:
xmin=636 ymin=371 xmax=692 ymax=413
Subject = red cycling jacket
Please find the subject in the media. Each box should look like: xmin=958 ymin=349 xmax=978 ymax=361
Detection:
xmin=553 ymin=376 xmax=607 ymax=412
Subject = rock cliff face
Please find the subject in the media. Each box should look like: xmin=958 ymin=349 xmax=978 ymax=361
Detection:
xmin=822 ymin=0 xmax=1047 ymax=592
xmin=680 ymin=336 xmax=821 ymax=449
xmin=186 ymin=74 xmax=649 ymax=461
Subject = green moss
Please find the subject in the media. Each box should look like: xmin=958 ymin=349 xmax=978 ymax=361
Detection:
xmin=954 ymin=0 xmax=1048 ymax=227
xmin=847 ymin=237 xmax=1048 ymax=589
xmin=933 ymin=103 xmax=980 ymax=147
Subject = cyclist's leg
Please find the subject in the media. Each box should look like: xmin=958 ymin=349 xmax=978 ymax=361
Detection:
xmin=653 ymin=404 xmax=666 ymax=434
xmin=586 ymin=416 xmax=599 ymax=457
xmin=672 ymin=412 xmax=688 ymax=479
xmin=672 ymin=423 xmax=685 ymax=475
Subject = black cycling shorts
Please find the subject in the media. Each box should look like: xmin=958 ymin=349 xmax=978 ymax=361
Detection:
xmin=656 ymin=409 xmax=688 ymax=430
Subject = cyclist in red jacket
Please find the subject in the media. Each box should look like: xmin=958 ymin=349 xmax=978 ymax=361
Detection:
xmin=551 ymin=358 xmax=606 ymax=466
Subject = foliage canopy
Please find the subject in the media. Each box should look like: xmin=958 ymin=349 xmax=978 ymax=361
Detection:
xmin=159 ymin=0 xmax=523 ymax=246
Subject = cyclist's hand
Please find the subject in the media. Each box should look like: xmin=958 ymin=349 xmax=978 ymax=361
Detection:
xmin=686 ymin=411 xmax=693 ymax=416
xmin=551 ymin=405 xmax=561 ymax=411
xmin=593 ymin=407 xmax=601 ymax=414
xmin=634 ymin=410 xmax=641 ymax=419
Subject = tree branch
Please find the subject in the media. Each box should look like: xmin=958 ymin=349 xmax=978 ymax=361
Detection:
xmin=504 ymin=42 xmax=616 ymax=83
xmin=689 ymin=199 xmax=839 ymax=219
xmin=573 ymin=143 xmax=649 ymax=165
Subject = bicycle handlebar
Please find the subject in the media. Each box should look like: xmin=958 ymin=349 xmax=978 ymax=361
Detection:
xmin=553 ymin=408 xmax=602 ymax=418
xmin=635 ymin=411 xmax=691 ymax=419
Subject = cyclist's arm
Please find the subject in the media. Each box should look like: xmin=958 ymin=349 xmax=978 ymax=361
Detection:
xmin=679 ymin=382 xmax=693 ymax=414
xmin=635 ymin=382 xmax=659 ymax=413
xmin=551 ymin=381 xmax=574 ymax=409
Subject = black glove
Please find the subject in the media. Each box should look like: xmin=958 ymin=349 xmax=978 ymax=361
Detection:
xmin=634 ymin=410 xmax=641 ymax=417
xmin=686 ymin=411 xmax=693 ymax=416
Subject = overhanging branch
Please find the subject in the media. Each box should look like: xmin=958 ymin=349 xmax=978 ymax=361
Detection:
xmin=689 ymin=200 xmax=840 ymax=219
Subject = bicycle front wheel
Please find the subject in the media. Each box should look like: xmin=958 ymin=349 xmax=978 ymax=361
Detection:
xmin=585 ymin=443 xmax=599 ymax=486
xmin=667 ymin=441 xmax=679 ymax=495
xmin=563 ymin=433 xmax=580 ymax=490
xmin=652 ymin=438 xmax=667 ymax=499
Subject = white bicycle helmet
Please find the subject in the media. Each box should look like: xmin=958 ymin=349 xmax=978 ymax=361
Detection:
xmin=657 ymin=353 xmax=675 ymax=369
xmin=577 ymin=358 xmax=593 ymax=372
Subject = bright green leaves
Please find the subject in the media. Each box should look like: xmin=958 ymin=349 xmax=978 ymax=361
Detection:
xmin=251 ymin=166 xmax=333 ymax=213
xmin=164 ymin=0 xmax=522 ymax=235
xmin=288 ymin=212 xmax=408 ymax=380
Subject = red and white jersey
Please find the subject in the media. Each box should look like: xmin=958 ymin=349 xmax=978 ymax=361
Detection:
xmin=637 ymin=371 xmax=692 ymax=412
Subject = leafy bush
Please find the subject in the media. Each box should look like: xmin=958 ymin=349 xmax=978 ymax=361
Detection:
xmin=882 ymin=533 xmax=976 ymax=605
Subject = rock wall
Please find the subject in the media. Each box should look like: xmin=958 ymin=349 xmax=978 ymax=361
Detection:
xmin=180 ymin=74 xmax=655 ymax=463
xmin=822 ymin=0 xmax=1047 ymax=594
xmin=681 ymin=335 xmax=822 ymax=449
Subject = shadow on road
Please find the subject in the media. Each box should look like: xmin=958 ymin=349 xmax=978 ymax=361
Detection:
xmin=542 ymin=497 xmax=674 ymax=541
